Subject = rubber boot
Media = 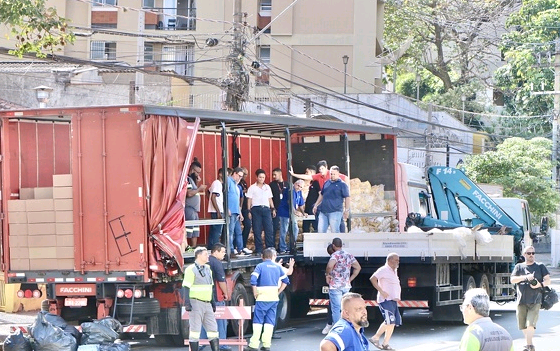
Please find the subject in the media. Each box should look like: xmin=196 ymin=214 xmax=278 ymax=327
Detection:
xmin=189 ymin=341 xmax=199 ymax=351
xmin=209 ymin=338 xmax=220 ymax=351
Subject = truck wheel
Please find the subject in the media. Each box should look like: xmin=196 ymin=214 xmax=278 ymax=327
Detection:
xmin=290 ymin=292 xmax=310 ymax=319
xmin=275 ymin=289 xmax=291 ymax=329
xmin=115 ymin=298 xmax=160 ymax=318
xmin=475 ymin=273 xmax=491 ymax=296
xmin=229 ymin=282 xmax=250 ymax=336
xmin=462 ymin=275 xmax=476 ymax=294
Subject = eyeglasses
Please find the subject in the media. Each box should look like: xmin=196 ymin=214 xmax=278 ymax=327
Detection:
xmin=459 ymin=303 xmax=470 ymax=312
xmin=526 ymin=252 xmax=536 ymax=255
xmin=237 ymin=173 xmax=244 ymax=177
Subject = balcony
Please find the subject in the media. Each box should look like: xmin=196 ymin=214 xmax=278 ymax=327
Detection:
xmin=144 ymin=7 xmax=196 ymax=31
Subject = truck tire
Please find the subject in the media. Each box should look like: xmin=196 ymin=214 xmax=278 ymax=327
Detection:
xmin=290 ymin=292 xmax=310 ymax=319
xmin=462 ymin=275 xmax=476 ymax=294
xmin=115 ymin=298 xmax=160 ymax=318
xmin=275 ymin=289 xmax=291 ymax=329
xmin=475 ymin=273 xmax=491 ymax=296
xmin=229 ymin=282 xmax=250 ymax=336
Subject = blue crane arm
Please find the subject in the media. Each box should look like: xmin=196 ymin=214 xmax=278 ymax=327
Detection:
xmin=425 ymin=166 xmax=524 ymax=244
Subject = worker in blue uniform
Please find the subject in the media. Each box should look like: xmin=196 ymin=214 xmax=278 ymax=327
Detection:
xmin=246 ymin=248 xmax=290 ymax=351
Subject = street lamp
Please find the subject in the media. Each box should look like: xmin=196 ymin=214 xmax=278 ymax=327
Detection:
xmin=461 ymin=95 xmax=466 ymax=124
xmin=342 ymin=55 xmax=349 ymax=94
xmin=415 ymin=73 xmax=421 ymax=102
xmin=33 ymin=86 xmax=53 ymax=108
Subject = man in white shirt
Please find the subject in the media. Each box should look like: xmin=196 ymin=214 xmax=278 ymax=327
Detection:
xmin=207 ymin=168 xmax=226 ymax=249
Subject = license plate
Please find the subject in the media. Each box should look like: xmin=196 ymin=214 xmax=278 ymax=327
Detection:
xmin=322 ymin=286 xmax=329 ymax=294
xmin=65 ymin=298 xmax=87 ymax=307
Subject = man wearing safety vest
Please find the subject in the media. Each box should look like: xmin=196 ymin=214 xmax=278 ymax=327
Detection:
xmin=246 ymin=248 xmax=290 ymax=351
xmin=183 ymin=247 xmax=220 ymax=351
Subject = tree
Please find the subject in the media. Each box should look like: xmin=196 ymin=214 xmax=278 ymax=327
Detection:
xmin=464 ymin=137 xmax=559 ymax=221
xmin=494 ymin=0 xmax=560 ymax=118
xmin=0 ymin=0 xmax=74 ymax=57
xmin=384 ymin=0 xmax=517 ymax=93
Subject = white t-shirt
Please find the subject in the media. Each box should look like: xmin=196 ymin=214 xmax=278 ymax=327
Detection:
xmin=247 ymin=183 xmax=273 ymax=207
xmin=207 ymin=179 xmax=223 ymax=213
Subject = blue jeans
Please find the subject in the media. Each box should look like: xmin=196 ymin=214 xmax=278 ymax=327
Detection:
xmin=318 ymin=211 xmax=343 ymax=233
xmin=251 ymin=206 xmax=274 ymax=254
xmin=329 ymin=287 xmax=350 ymax=324
xmin=228 ymin=214 xmax=243 ymax=252
xmin=200 ymin=301 xmax=227 ymax=342
xmin=208 ymin=212 xmax=223 ymax=249
xmin=279 ymin=216 xmax=297 ymax=252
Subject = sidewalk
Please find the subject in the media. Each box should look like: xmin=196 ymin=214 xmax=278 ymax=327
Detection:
xmin=0 ymin=309 xmax=37 ymax=342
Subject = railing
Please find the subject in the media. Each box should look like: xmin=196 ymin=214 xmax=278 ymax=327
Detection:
xmin=144 ymin=7 xmax=196 ymax=31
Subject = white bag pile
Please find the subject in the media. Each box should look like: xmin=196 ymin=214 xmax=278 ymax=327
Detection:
xmin=348 ymin=178 xmax=398 ymax=232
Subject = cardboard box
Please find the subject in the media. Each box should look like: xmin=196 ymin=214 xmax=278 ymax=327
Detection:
xmin=27 ymin=235 xmax=57 ymax=247
xmin=27 ymin=211 xmax=55 ymax=224
xmin=53 ymin=174 xmax=72 ymax=187
xmin=28 ymin=223 xmax=56 ymax=236
xmin=56 ymin=247 xmax=74 ymax=259
xmin=56 ymin=235 xmax=74 ymax=246
xmin=19 ymin=188 xmax=34 ymax=200
xmin=26 ymin=199 xmax=55 ymax=212
xmin=10 ymin=247 xmax=29 ymax=259
xmin=8 ymin=200 xmax=26 ymax=212
xmin=58 ymin=259 xmax=74 ymax=270
xmin=11 ymin=259 xmax=30 ymax=270
xmin=54 ymin=199 xmax=73 ymax=211
xmin=10 ymin=236 xmax=28 ymax=247
xmin=30 ymin=259 xmax=57 ymax=270
xmin=9 ymin=212 xmax=28 ymax=224
xmin=9 ymin=223 xmax=28 ymax=236
xmin=53 ymin=187 xmax=73 ymax=199
xmin=29 ymin=247 xmax=57 ymax=259
xmin=34 ymin=187 xmax=53 ymax=199
xmin=56 ymin=223 xmax=74 ymax=235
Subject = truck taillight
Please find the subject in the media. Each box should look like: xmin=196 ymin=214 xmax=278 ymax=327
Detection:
xmin=117 ymin=290 xmax=125 ymax=298
xmin=408 ymin=277 xmax=417 ymax=287
xmin=33 ymin=290 xmax=42 ymax=298
xmin=17 ymin=290 xmax=25 ymax=298
xmin=134 ymin=290 xmax=142 ymax=298
xmin=124 ymin=289 xmax=133 ymax=298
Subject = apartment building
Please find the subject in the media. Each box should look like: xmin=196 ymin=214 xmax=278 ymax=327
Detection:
xmin=0 ymin=0 xmax=385 ymax=107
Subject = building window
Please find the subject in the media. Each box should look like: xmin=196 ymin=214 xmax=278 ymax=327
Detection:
xmin=144 ymin=43 xmax=154 ymax=62
xmin=91 ymin=41 xmax=117 ymax=60
xmin=259 ymin=46 xmax=270 ymax=66
xmin=259 ymin=0 xmax=271 ymax=16
xmin=93 ymin=0 xmax=117 ymax=6
xmin=143 ymin=0 xmax=155 ymax=8
xmin=162 ymin=45 xmax=195 ymax=77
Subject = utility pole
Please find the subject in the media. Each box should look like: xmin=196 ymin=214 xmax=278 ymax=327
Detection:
xmin=425 ymin=103 xmax=433 ymax=170
xmin=134 ymin=9 xmax=145 ymax=105
xmin=225 ymin=0 xmax=249 ymax=111
xmin=553 ymin=39 xmax=560 ymax=187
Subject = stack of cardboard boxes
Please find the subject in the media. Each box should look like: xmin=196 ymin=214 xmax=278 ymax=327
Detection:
xmin=8 ymin=174 xmax=74 ymax=270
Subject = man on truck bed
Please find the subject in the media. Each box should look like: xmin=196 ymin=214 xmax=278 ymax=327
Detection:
xmin=183 ymin=247 xmax=220 ymax=351
xmin=185 ymin=158 xmax=207 ymax=251
xmin=313 ymin=166 xmax=350 ymax=233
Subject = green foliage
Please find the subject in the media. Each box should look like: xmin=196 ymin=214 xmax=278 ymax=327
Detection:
xmin=495 ymin=0 xmax=560 ymax=117
xmin=0 ymin=0 xmax=74 ymax=57
xmin=464 ymin=137 xmax=560 ymax=220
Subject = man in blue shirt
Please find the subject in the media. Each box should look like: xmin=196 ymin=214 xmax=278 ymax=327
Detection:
xmin=227 ymin=168 xmax=244 ymax=258
xmin=277 ymin=179 xmax=307 ymax=254
xmin=320 ymin=292 xmax=369 ymax=351
xmin=313 ymin=166 xmax=350 ymax=233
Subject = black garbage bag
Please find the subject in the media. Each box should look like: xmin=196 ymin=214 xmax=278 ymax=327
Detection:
xmin=42 ymin=312 xmax=82 ymax=344
xmin=80 ymin=320 xmax=119 ymax=345
xmin=3 ymin=329 xmax=32 ymax=351
xmin=98 ymin=343 xmax=130 ymax=351
xmin=29 ymin=312 xmax=77 ymax=351
xmin=98 ymin=318 xmax=122 ymax=334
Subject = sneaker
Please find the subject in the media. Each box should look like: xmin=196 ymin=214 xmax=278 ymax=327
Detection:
xmin=230 ymin=253 xmax=238 ymax=259
xmin=242 ymin=247 xmax=253 ymax=254
xmin=261 ymin=347 xmax=271 ymax=351
xmin=237 ymin=251 xmax=247 ymax=256
xmin=233 ymin=249 xmax=239 ymax=255
xmin=185 ymin=246 xmax=194 ymax=253
xmin=321 ymin=324 xmax=332 ymax=335
xmin=245 ymin=347 xmax=259 ymax=351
